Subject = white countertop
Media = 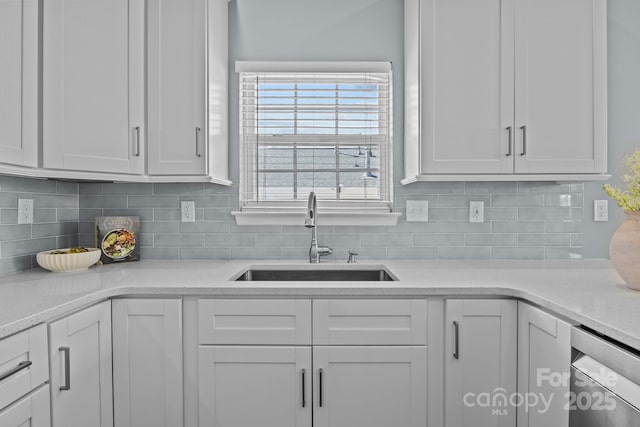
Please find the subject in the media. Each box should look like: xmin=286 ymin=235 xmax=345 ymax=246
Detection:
xmin=1 ymin=259 xmax=639 ymax=350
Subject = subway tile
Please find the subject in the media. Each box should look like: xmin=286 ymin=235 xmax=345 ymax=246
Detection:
xmin=517 ymin=182 xmax=572 ymax=193
xmin=56 ymin=235 xmax=78 ymax=249
xmin=571 ymin=233 xmax=583 ymax=247
xmin=281 ymin=248 xmax=313 ymax=260
xmin=1 ymin=237 xmax=57 ymax=257
xmin=349 ymin=247 xmax=388 ymax=259
xmin=231 ymin=247 xmax=282 ymax=259
xmin=229 ymin=224 xmax=282 ymax=234
xmin=438 ymin=195 xmax=490 ymax=207
xmin=485 ymin=208 xmax=518 ymax=220
xmin=1 ymin=176 xmax=57 ymax=193
xmin=205 ymin=234 xmax=255 ymax=247
xmin=80 ymin=195 xmax=127 ymax=209
xmin=466 ymin=182 xmax=517 ymax=194
xmin=518 ymin=207 xmax=573 ymax=220
xmin=79 ymin=183 xmax=103 ymax=195
xmin=154 ymin=233 xmax=204 ymax=247
xmin=438 ymin=247 xmax=491 ymax=259
xmin=518 ymin=234 xmax=571 ymax=246
xmin=141 ymin=248 xmax=180 ymax=259
xmin=257 ymin=234 xmax=309 ymax=247
xmin=570 ymin=184 xmax=585 ymax=193
xmin=33 ymin=194 xmax=78 ymax=209
xmin=388 ymin=247 xmax=438 ymax=259
xmin=103 ymin=208 xmax=154 ymax=221
xmin=154 ymin=208 xmax=203 ymax=222
xmin=32 ymin=222 xmax=78 ymax=238
xmin=0 ymin=224 xmax=31 ymax=241
xmin=492 ymin=247 xmax=545 ymax=260
xmin=128 ymin=195 xmax=179 ymax=208
xmin=78 ymin=221 xmax=96 ymax=235
xmin=179 ymin=222 xmax=230 ymax=234
xmin=409 ymin=182 xmax=465 ymax=195
xmin=204 ymin=183 xmax=235 ymax=194
xmin=544 ymin=193 xmax=583 ymax=207
xmin=545 ymin=247 xmax=583 ymax=259
xmin=0 ymin=193 xmax=20 ymax=208
xmin=319 ymin=234 xmax=360 ymax=248
xmin=56 ymin=181 xmax=79 ymax=195
xmin=189 ymin=195 xmax=230 ymax=208
xmin=77 ymin=234 xmax=95 ymax=247
xmin=140 ymin=222 xmax=180 ymax=234
xmin=333 ymin=225 xmax=385 ymax=234
xmin=395 ymin=195 xmax=439 ymax=209
xmin=0 ymin=209 xmax=17 ymax=224
xmin=0 ymin=256 xmax=32 ymax=275
xmin=180 ymin=247 xmax=230 ymax=260
xmin=429 ymin=208 xmax=468 ymax=221
xmin=438 ymin=221 xmax=491 ymax=233
xmin=56 ymin=208 xmax=79 ymax=222
xmin=413 ymin=233 xmax=464 ymax=247
xmin=155 ymin=183 xmax=204 ymax=195
xmin=466 ymin=233 xmax=517 ymax=246
xmin=361 ymin=233 xmax=413 ymax=247
xmin=34 ymin=209 xmax=57 ymax=223
xmin=103 ymin=183 xmax=153 ymax=195
xmin=492 ymin=194 xmax=544 ymax=207
xmin=281 ymin=226 xmax=312 ymax=234
xmin=391 ymin=221 xmax=439 ymax=233
xmin=79 ymin=209 xmax=104 ymax=221
xmin=204 ymin=208 xmax=235 ymax=222
xmin=492 ymin=221 xmax=545 ymax=233
xmin=138 ymin=234 xmax=154 ymax=247
xmin=545 ymin=220 xmax=582 ymax=233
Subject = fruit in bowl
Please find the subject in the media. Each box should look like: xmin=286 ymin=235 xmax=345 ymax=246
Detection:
xmin=36 ymin=247 xmax=101 ymax=272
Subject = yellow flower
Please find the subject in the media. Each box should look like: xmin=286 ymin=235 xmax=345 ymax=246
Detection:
xmin=603 ymin=149 xmax=640 ymax=211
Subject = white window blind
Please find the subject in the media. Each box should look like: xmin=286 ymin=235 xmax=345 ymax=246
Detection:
xmin=237 ymin=61 xmax=393 ymax=212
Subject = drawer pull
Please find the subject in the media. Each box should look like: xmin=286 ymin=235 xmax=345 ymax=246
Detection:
xmin=453 ymin=321 xmax=460 ymax=360
xmin=59 ymin=347 xmax=71 ymax=391
xmin=319 ymin=368 xmax=324 ymax=407
xmin=301 ymin=369 xmax=306 ymax=408
xmin=0 ymin=360 xmax=32 ymax=382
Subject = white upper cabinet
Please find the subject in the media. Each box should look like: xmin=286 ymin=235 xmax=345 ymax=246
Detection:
xmin=404 ymin=0 xmax=607 ymax=181
xmin=0 ymin=0 xmax=38 ymax=168
xmin=43 ymin=0 xmax=145 ymax=175
xmin=147 ymin=0 xmax=207 ymax=176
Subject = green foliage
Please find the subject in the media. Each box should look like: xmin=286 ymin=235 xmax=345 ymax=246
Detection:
xmin=603 ymin=149 xmax=640 ymax=211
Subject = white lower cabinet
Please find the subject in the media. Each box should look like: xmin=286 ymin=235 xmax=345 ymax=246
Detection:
xmin=517 ymin=302 xmax=572 ymax=427
xmin=0 ymin=384 xmax=51 ymax=427
xmin=49 ymin=301 xmax=113 ymax=427
xmin=112 ymin=299 xmax=183 ymax=427
xmin=444 ymin=299 xmax=518 ymax=427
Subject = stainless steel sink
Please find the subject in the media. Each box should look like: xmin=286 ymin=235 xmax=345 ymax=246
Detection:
xmin=234 ymin=267 xmax=396 ymax=281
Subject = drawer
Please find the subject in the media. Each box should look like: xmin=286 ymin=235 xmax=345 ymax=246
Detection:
xmin=0 ymin=324 xmax=49 ymax=411
xmin=198 ymin=299 xmax=312 ymax=345
xmin=313 ymin=299 xmax=427 ymax=345
xmin=0 ymin=384 xmax=50 ymax=427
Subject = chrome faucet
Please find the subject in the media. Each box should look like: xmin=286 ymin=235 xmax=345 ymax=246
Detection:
xmin=305 ymin=191 xmax=333 ymax=263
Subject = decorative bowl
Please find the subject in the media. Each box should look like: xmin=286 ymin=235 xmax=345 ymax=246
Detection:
xmin=36 ymin=247 xmax=101 ymax=272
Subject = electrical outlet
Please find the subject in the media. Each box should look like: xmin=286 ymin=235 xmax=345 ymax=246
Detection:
xmin=406 ymin=200 xmax=429 ymax=222
xmin=18 ymin=199 xmax=33 ymax=224
xmin=594 ymin=200 xmax=608 ymax=222
xmin=181 ymin=201 xmax=196 ymax=222
xmin=469 ymin=201 xmax=484 ymax=223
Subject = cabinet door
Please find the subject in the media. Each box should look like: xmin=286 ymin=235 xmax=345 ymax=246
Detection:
xmin=112 ymin=299 xmax=183 ymax=427
xmin=198 ymin=346 xmax=311 ymax=427
xmin=445 ymin=299 xmax=517 ymax=427
xmin=0 ymin=0 xmax=37 ymax=168
xmin=514 ymin=0 xmax=606 ymax=173
xmin=414 ymin=0 xmax=515 ymax=174
xmin=49 ymin=301 xmax=113 ymax=427
xmin=0 ymin=385 xmax=51 ymax=427
xmin=147 ymin=0 xmax=206 ymax=175
xmin=517 ymin=302 xmax=571 ymax=427
xmin=43 ymin=0 xmax=144 ymax=174
xmin=313 ymin=346 xmax=427 ymax=427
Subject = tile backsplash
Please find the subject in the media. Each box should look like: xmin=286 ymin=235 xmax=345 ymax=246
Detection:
xmin=77 ymin=181 xmax=584 ymax=262
xmin=0 ymin=176 xmax=78 ymax=275
xmin=0 ymin=177 xmax=585 ymax=275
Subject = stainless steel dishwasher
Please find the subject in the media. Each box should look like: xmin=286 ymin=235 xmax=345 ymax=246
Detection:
xmin=570 ymin=326 xmax=640 ymax=426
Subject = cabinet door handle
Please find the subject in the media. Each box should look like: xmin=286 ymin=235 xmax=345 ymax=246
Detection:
xmin=0 ymin=360 xmax=32 ymax=382
xmin=453 ymin=321 xmax=460 ymax=360
xmin=59 ymin=346 xmax=71 ymax=391
xmin=134 ymin=126 xmax=141 ymax=157
xmin=301 ymin=369 xmax=306 ymax=408
xmin=520 ymin=125 xmax=527 ymax=156
xmin=195 ymin=127 xmax=202 ymax=157
xmin=506 ymin=126 xmax=513 ymax=157
xmin=318 ymin=368 xmax=324 ymax=407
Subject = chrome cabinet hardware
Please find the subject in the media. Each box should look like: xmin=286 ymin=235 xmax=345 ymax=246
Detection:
xmin=59 ymin=346 xmax=71 ymax=390
xmin=318 ymin=368 xmax=324 ymax=407
xmin=506 ymin=126 xmax=513 ymax=157
xmin=301 ymin=369 xmax=306 ymax=408
xmin=453 ymin=321 xmax=460 ymax=360
xmin=195 ymin=126 xmax=202 ymax=157
xmin=134 ymin=126 xmax=141 ymax=157
xmin=520 ymin=125 xmax=527 ymax=156
xmin=0 ymin=360 xmax=32 ymax=382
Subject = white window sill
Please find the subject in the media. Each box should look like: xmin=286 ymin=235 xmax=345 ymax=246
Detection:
xmin=231 ymin=211 xmax=401 ymax=226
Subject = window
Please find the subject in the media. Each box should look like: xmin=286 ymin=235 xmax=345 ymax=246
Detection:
xmin=235 ymin=62 xmax=396 ymax=224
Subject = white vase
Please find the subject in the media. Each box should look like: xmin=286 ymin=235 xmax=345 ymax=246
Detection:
xmin=609 ymin=211 xmax=640 ymax=290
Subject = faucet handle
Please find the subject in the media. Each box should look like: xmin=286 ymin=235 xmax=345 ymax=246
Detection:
xmin=347 ymin=250 xmax=358 ymax=263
